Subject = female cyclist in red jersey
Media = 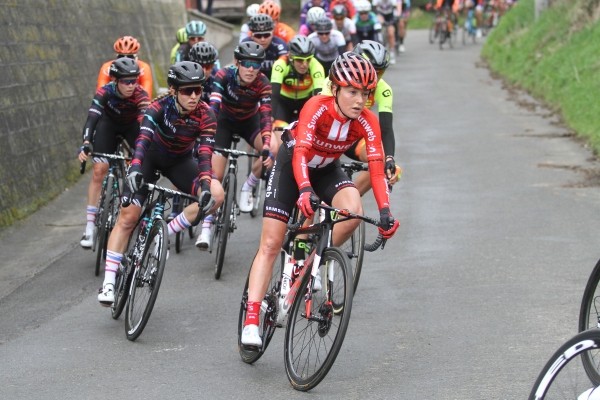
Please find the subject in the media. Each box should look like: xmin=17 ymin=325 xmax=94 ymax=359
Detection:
xmin=240 ymin=52 xmax=400 ymax=346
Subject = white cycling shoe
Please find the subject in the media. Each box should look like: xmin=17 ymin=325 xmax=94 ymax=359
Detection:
xmin=239 ymin=189 xmax=254 ymax=213
xmin=195 ymin=227 xmax=211 ymax=250
xmin=241 ymin=324 xmax=262 ymax=347
xmin=97 ymin=283 xmax=115 ymax=307
xmin=80 ymin=226 xmax=95 ymax=249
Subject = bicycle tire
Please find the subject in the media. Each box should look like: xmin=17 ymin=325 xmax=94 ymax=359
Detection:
xmin=125 ymin=219 xmax=168 ymax=341
xmin=250 ymin=176 xmax=264 ymax=218
xmin=428 ymin=20 xmax=437 ymax=44
xmin=284 ymin=247 xmax=353 ymax=391
xmin=338 ymin=221 xmax=365 ymax=301
xmin=529 ymin=329 xmax=600 ymax=400
xmin=579 ymin=258 xmax=600 ymax=382
xmin=94 ymin=178 xmax=113 ymax=276
xmin=112 ymin=221 xmax=142 ymax=320
xmin=237 ymin=259 xmax=281 ymax=364
xmin=112 ymin=257 xmax=133 ymax=320
xmin=214 ymin=172 xmax=234 ymax=280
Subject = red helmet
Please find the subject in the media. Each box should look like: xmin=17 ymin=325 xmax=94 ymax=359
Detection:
xmin=329 ymin=52 xmax=377 ymax=91
xmin=113 ymin=36 xmax=140 ymax=55
xmin=258 ymin=0 xmax=281 ymax=21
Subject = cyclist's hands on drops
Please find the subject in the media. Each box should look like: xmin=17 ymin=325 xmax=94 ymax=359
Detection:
xmin=78 ymin=142 xmax=92 ymax=163
xmin=297 ymin=188 xmax=318 ymax=219
xmin=126 ymin=166 xmax=143 ymax=193
xmin=385 ymin=156 xmax=402 ymax=186
xmin=378 ymin=207 xmax=400 ymax=239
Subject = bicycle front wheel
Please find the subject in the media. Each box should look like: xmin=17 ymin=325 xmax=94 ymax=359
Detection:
xmin=125 ymin=219 xmax=168 ymax=341
xmin=529 ymin=329 xmax=600 ymax=400
xmin=284 ymin=247 xmax=353 ymax=391
xmin=214 ymin=173 xmax=234 ymax=280
xmin=579 ymin=258 xmax=600 ymax=383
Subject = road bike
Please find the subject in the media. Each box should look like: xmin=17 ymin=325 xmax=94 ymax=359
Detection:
xmin=211 ymin=135 xmax=262 ymax=280
xmin=340 ymin=161 xmax=368 ymax=293
xmin=80 ymin=141 xmax=131 ymax=276
xmin=237 ymin=201 xmax=386 ymax=391
xmin=172 ymin=195 xmax=198 ymax=254
xmin=429 ymin=8 xmax=456 ymax=50
xmin=578 ymin=258 xmax=600 ymax=382
xmin=245 ymin=147 xmax=266 ymax=218
xmin=111 ymin=182 xmax=203 ymax=341
xmin=528 ymin=328 xmax=600 ymax=399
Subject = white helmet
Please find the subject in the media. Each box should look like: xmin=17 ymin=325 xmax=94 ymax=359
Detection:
xmin=306 ymin=6 xmax=327 ymax=25
xmin=246 ymin=3 xmax=260 ymax=17
xmin=355 ymin=0 xmax=372 ymax=13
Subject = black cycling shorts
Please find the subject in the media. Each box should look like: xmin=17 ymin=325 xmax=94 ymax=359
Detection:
xmin=215 ymin=113 xmax=260 ymax=150
xmin=92 ymin=117 xmax=138 ymax=161
xmin=263 ymin=145 xmax=355 ymax=223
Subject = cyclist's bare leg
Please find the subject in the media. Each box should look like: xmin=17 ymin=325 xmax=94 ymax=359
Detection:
xmin=211 ymin=152 xmax=228 ymax=182
xmin=106 ymin=204 xmax=142 ymax=255
xmin=247 ymin=218 xmax=288 ymax=303
xmin=88 ymin=162 xmax=109 ymax=207
xmin=331 ymin=186 xmax=362 ymax=246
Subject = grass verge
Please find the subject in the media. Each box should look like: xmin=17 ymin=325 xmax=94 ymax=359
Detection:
xmin=482 ymin=0 xmax=600 ymax=153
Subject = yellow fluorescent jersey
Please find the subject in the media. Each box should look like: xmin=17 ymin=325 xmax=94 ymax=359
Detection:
xmin=321 ymin=76 xmax=393 ymax=112
xmin=271 ymin=57 xmax=326 ymax=100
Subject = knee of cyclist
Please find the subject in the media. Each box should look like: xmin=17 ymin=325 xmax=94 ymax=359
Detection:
xmin=92 ymin=165 xmax=107 ymax=182
xmin=260 ymin=236 xmax=282 ymax=258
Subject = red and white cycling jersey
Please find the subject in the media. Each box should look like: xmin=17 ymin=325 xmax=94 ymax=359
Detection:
xmin=291 ymin=95 xmax=391 ymax=210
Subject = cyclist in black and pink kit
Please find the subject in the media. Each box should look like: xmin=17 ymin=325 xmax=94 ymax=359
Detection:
xmin=78 ymin=57 xmax=150 ymax=249
xmin=194 ymin=41 xmax=275 ymax=249
xmin=241 ymin=53 xmax=399 ymax=346
xmin=241 ymin=13 xmax=289 ymax=79
xmin=97 ymin=61 xmax=224 ymax=306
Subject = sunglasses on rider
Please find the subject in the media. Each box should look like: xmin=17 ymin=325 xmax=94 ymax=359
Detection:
xmin=292 ymin=55 xmax=313 ymax=63
xmin=317 ymin=31 xmax=330 ymax=36
xmin=178 ymin=86 xmax=202 ymax=96
xmin=119 ymin=78 xmax=138 ymax=85
xmin=252 ymin=32 xmax=272 ymax=39
xmin=239 ymin=59 xmax=262 ymax=69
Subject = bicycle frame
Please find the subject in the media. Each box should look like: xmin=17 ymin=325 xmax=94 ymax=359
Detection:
xmin=279 ymin=204 xmax=384 ymax=322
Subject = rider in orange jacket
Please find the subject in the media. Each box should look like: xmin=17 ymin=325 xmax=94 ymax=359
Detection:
xmin=96 ymin=36 xmax=154 ymax=97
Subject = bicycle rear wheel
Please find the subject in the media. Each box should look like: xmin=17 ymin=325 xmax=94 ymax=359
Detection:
xmin=529 ymin=329 xmax=600 ymax=400
xmin=250 ymin=176 xmax=264 ymax=218
xmin=112 ymin=258 xmax=133 ymax=320
xmin=238 ymin=258 xmax=281 ymax=364
xmin=579 ymin=258 xmax=600 ymax=382
xmin=111 ymin=220 xmax=141 ymax=320
xmin=214 ymin=172 xmax=234 ymax=280
xmin=284 ymin=247 xmax=353 ymax=391
xmin=125 ymin=219 xmax=168 ymax=341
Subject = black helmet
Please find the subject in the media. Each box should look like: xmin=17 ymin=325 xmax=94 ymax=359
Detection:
xmin=314 ymin=17 xmax=333 ymax=34
xmin=248 ymin=13 xmax=274 ymax=33
xmin=332 ymin=4 xmax=347 ymax=18
xmin=353 ymin=40 xmax=391 ymax=70
xmin=289 ymin=35 xmax=315 ymax=58
xmin=167 ymin=61 xmax=206 ymax=87
xmin=189 ymin=42 xmax=219 ymax=65
xmin=234 ymin=41 xmax=265 ymax=61
xmin=109 ymin=57 xmax=140 ymax=79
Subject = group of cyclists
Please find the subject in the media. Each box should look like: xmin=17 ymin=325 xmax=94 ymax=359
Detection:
xmin=431 ymin=0 xmax=518 ymax=37
xmin=77 ymin=0 xmax=401 ymax=347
